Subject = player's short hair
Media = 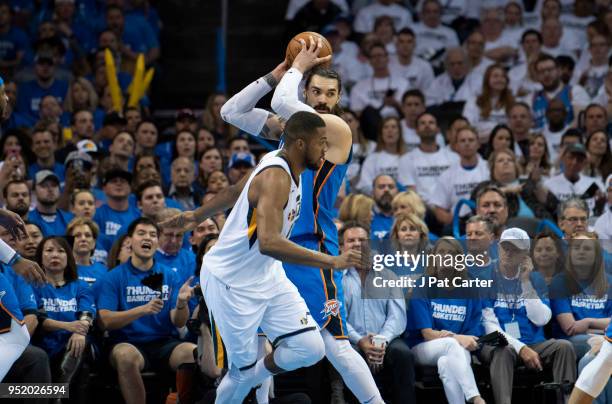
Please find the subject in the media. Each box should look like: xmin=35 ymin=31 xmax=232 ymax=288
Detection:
xmin=304 ymin=67 xmax=342 ymax=93
xmin=401 ymin=89 xmax=425 ymax=104
xmin=135 ymin=180 xmax=163 ymax=201
xmin=127 ymin=217 xmax=160 ymax=238
xmin=283 ymin=111 xmax=326 ymax=145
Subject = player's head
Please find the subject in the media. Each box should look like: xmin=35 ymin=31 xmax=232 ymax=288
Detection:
xmin=283 ymin=111 xmax=327 ymax=170
xmin=0 ymin=76 xmax=9 ymax=121
xmin=304 ymin=67 xmax=342 ymax=114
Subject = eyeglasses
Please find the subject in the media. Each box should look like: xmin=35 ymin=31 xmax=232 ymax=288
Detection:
xmin=564 ymin=216 xmax=588 ymax=223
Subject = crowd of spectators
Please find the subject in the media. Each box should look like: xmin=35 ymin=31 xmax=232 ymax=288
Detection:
xmin=1 ymin=0 xmax=612 ymax=403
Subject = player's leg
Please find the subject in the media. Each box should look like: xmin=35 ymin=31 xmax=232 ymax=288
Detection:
xmin=256 ymin=335 xmax=273 ymax=404
xmin=320 ymin=329 xmax=383 ymax=404
xmin=0 ymin=319 xmax=29 ymax=381
xmin=570 ymin=341 xmax=612 ymax=404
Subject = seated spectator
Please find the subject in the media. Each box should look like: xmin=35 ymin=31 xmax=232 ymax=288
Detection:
xmin=502 ymin=2 xmax=527 ymax=49
xmin=584 ymin=131 xmax=612 ymax=182
xmin=462 ymin=64 xmax=514 ymax=142
xmin=107 ymin=131 xmax=135 ymax=172
xmin=370 ymin=174 xmax=397 ymax=240
xmin=161 ymin=130 xmax=197 ymax=186
xmin=93 ymin=168 xmax=140 ymax=252
xmin=482 ymin=124 xmax=515 ymax=161
xmin=96 ymin=218 xmax=197 ymax=404
xmin=136 ymin=180 xmax=167 ymax=221
xmin=520 ymin=134 xmax=552 ymax=181
xmin=169 ymin=156 xmax=200 ymax=211
xmin=227 ymin=152 xmax=254 ymax=186
xmin=399 ymin=90 xmax=444 ymax=151
xmin=391 ymin=190 xmax=426 ymax=220
xmin=542 ymin=98 xmax=571 ymax=163
xmin=412 ymin=0 xmax=459 ymax=67
xmin=551 ymin=231 xmax=612 ymax=358
xmin=531 ymin=231 xmax=565 ymax=286
xmin=544 ymin=143 xmax=604 ymax=216
xmin=58 ymin=151 xmax=95 ymax=211
xmin=399 ymin=113 xmax=459 ymax=222
xmin=432 ymin=126 xmax=490 ymax=226
xmin=70 ymin=189 xmax=96 ymax=219
xmin=540 ymin=18 xmax=578 ymax=59
xmin=464 ymin=31 xmax=494 ymax=90
xmin=197 ymin=147 xmax=223 ymax=193
xmin=338 ymin=193 xmax=375 ymax=225
xmin=3 ymin=179 xmax=30 ymax=220
xmin=189 ymin=218 xmax=219 ymax=253
xmin=342 ymin=109 xmax=375 ymax=190
xmin=475 ymin=185 xmax=509 ymax=233
xmin=390 ymin=212 xmax=429 ymax=275
xmin=349 ymin=42 xmax=406 ymax=119
xmin=406 ymin=237 xmax=487 ymax=404
xmin=353 ymin=0 xmax=412 ymax=34
xmin=340 ymin=221 xmax=415 ymax=403
xmin=0 ymin=3 xmax=29 ymax=75
xmin=571 ymin=33 xmax=608 ymax=100
xmin=196 ymin=127 xmax=215 ymax=156
xmin=481 ymin=7 xmax=519 ymax=66
xmin=389 ymin=28 xmax=434 ymax=93
xmin=154 ymin=208 xmax=196 ymax=284
xmin=480 ymin=227 xmax=576 ymax=404
xmin=356 ymin=117 xmax=406 ymax=194
xmin=507 ymin=102 xmax=535 ymax=158
xmin=16 ymin=222 xmax=44 ymax=261
xmin=206 ymin=170 xmax=229 ymax=194
xmin=509 ymin=30 xmax=543 ymax=97
xmin=29 ymin=127 xmax=65 ymax=185
xmin=106 ymin=233 xmax=131 ymax=270
xmin=227 ymin=136 xmax=250 ymax=157
xmin=594 ymin=174 xmax=612 ymax=240
xmin=29 ymin=170 xmax=74 ymax=237
xmin=373 ymin=16 xmax=396 ymax=56
xmin=15 ymin=50 xmax=68 ymax=121
xmin=581 ymin=103 xmax=608 ymax=138
xmin=425 ymin=47 xmax=474 ymax=106
xmin=125 ymin=106 xmax=142 ymax=134
xmin=557 ymin=197 xmax=590 ymax=240
xmin=465 ymin=215 xmax=497 ymax=280
xmin=134 ymin=120 xmax=159 ymax=156
xmin=66 ymin=217 xmax=107 ymax=288
xmin=33 ymin=236 xmax=95 ymax=399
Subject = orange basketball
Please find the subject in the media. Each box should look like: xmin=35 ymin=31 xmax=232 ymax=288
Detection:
xmin=285 ymin=31 xmax=332 ymax=68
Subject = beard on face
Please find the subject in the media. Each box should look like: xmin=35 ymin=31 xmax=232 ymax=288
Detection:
xmin=8 ymin=203 xmax=28 ymax=217
xmin=313 ymin=103 xmax=331 ymax=113
xmin=376 ymin=192 xmax=393 ymax=211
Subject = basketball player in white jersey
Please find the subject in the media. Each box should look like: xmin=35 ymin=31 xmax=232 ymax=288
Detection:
xmin=201 ymin=111 xmax=361 ymax=403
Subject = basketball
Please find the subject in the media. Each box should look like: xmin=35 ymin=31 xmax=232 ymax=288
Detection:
xmin=285 ymin=31 xmax=332 ymax=68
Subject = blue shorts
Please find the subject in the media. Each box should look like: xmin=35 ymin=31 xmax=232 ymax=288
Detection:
xmin=283 ymin=239 xmax=348 ymax=339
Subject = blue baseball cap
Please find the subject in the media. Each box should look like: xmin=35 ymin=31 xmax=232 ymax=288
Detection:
xmin=228 ymin=152 xmax=255 ymax=169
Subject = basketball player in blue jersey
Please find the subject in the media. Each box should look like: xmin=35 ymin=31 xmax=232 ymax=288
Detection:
xmin=569 ymin=321 xmax=612 ymax=404
xmin=162 ymin=38 xmax=385 ymax=403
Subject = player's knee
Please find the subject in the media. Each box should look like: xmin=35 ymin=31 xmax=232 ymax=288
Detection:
xmin=278 ymin=330 xmax=325 ymax=369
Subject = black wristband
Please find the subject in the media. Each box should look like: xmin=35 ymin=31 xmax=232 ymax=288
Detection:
xmin=263 ymin=72 xmax=278 ymax=88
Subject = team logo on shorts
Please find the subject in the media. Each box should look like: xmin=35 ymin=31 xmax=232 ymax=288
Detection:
xmin=321 ymin=299 xmax=341 ymax=319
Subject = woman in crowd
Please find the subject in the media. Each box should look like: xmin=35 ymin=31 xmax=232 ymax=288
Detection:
xmin=197 ymin=127 xmax=216 ymax=156
xmin=373 ymin=15 xmax=396 ymax=55
xmin=519 ymin=133 xmax=552 ymax=179
xmin=338 ymin=193 xmax=374 ymax=225
xmin=63 ymin=77 xmax=99 ymax=115
xmin=106 ymin=234 xmax=131 ymax=270
xmin=70 ymin=189 xmax=96 ymax=219
xmin=390 ymin=213 xmax=430 ymax=276
xmin=482 ymin=124 xmax=515 ymax=160
xmin=584 ymin=130 xmax=612 ymax=182
xmin=356 ymin=117 xmax=406 ymax=194
xmin=162 ymin=130 xmax=199 ymax=186
xmin=342 ymin=109 xmax=375 ymax=192
xmin=463 ymin=64 xmax=515 ymax=142
xmin=198 ymin=146 xmax=224 ymax=193
xmin=201 ymin=93 xmax=237 ymax=142
xmin=33 ymin=236 xmax=95 ymax=400
xmin=392 ymin=190 xmax=427 ymax=220
xmin=531 ymin=231 xmax=565 ymax=286
xmin=206 ymin=170 xmax=229 ymax=194
xmin=551 ymin=232 xmax=612 ymax=359
xmin=67 ymin=218 xmax=107 ymax=288
xmin=406 ymin=237 xmax=486 ymax=404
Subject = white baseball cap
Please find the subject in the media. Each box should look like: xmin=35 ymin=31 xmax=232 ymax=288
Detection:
xmin=500 ymin=227 xmax=530 ymax=251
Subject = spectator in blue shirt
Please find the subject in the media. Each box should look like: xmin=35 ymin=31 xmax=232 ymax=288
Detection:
xmin=551 ymin=232 xmax=612 ymax=359
xmin=29 ymin=170 xmax=74 ymax=237
xmin=107 ymin=131 xmax=134 ymax=172
xmin=96 ymin=217 xmax=197 ymax=404
xmin=33 ymin=236 xmax=94 ymax=394
xmin=154 ymin=208 xmax=196 ymax=285
xmin=28 ymin=127 xmax=65 ymax=185
xmin=134 ymin=119 xmax=158 ymax=156
xmin=168 ymin=157 xmax=200 ymax=211
xmin=94 ymin=168 xmax=141 ymax=252
xmin=66 ymin=217 xmax=107 ymax=288
xmin=3 ymin=179 xmax=30 ymax=220
xmin=531 ymin=231 xmax=565 ymax=286
xmin=15 ymin=50 xmax=68 ymax=121
xmin=480 ymin=228 xmax=576 ymax=404
xmin=389 ymin=212 xmax=430 ymax=277
xmin=0 ymin=2 xmax=29 ymax=76
xmin=341 ymin=221 xmax=415 ymax=404
xmin=465 ymin=215 xmax=497 ymax=281
xmin=105 ymin=4 xmax=159 ymax=65
xmin=371 ymin=174 xmax=397 ymax=240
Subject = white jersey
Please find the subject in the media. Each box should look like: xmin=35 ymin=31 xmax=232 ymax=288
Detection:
xmin=203 ymin=152 xmax=302 ymax=296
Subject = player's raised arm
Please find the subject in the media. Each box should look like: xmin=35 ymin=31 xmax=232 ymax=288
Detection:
xmin=320 ymin=113 xmax=352 ymax=165
xmin=158 ymin=169 xmax=251 ymax=231
xmin=252 ymin=168 xmax=360 ymax=269
xmin=220 ymin=61 xmax=287 ymax=140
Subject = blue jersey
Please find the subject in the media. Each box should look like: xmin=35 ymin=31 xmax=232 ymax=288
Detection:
xmin=28 ymin=208 xmax=74 ymax=237
xmin=94 ymin=203 xmax=141 ymax=252
xmin=0 ymin=271 xmax=24 ymax=333
xmin=33 ymin=279 xmax=95 ymax=357
xmin=371 ymin=211 xmax=393 ymax=240
xmin=487 ymin=271 xmax=550 ymax=345
xmin=96 ymin=259 xmax=180 ymax=343
xmin=0 ymin=263 xmax=36 ymax=316
xmin=550 ymin=273 xmax=612 ymax=338
xmin=532 ymin=85 xmax=574 ymax=129
xmin=154 ymin=248 xmax=196 ymax=285
xmin=15 ymin=79 xmax=69 ymax=120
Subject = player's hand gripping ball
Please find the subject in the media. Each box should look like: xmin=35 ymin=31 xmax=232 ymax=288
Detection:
xmin=286 ymin=31 xmax=332 ymax=68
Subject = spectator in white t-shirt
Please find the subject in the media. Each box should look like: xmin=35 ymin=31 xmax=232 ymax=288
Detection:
xmin=389 ymin=28 xmax=435 ymax=93
xmin=582 ymin=103 xmax=608 ymax=137
xmin=357 ymin=117 xmax=407 ymax=194
xmin=373 ymin=15 xmax=397 ymax=56
xmin=342 ymin=109 xmax=376 ymax=191
xmin=583 ymin=130 xmax=612 ymax=183
xmin=540 ymin=17 xmax=578 ymax=59
xmin=336 ymin=33 xmax=377 ymax=90
xmin=481 ymin=7 xmax=519 ymax=66
xmin=412 ymin=0 xmax=460 ymax=64
xmin=571 ymin=34 xmax=609 ymax=100
xmin=399 ymin=112 xmax=459 ymax=209
xmin=560 ymin=0 xmax=595 ymax=50
xmin=349 ymin=42 xmax=407 ymax=118
xmin=431 ymin=126 xmax=490 ymax=226
xmin=444 ymin=116 xmax=470 ymax=154
xmin=509 ymin=29 xmax=543 ymax=97
xmin=399 ymin=89 xmax=444 ymax=151
xmin=462 ymin=64 xmax=515 ymax=143
xmin=464 ymin=30 xmax=495 ymax=91
xmin=353 ymin=0 xmax=412 ymax=34
xmin=519 ymin=133 xmax=553 ymax=179
xmin=508 ymin=102 xmax=535 ymax=158
xmin=425 ymin=47 xmax=475 ymax=106
xmin=543 ymin=143 xmax=604 ymax=216
xmin=593 ymin=174 xmax=612 ymax=239
xmin=503 ymin=2 xmax=527 ymax=49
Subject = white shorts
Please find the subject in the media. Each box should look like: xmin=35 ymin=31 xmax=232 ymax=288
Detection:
xmin=202 ymin=265 xmax=318 ymax=370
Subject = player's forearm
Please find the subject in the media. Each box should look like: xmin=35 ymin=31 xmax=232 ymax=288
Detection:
xmin=259 ymin=236 xmax=336 ymax=269
xmin=0 ymin=237 xmax=17 ymax=265
xmin=193 ymin=174 xmax=247 ymax=224
xmin=271 ymin=68 xmax=316 ymax=120
xmin=98 ymin=308 xmax=144 ymax=330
